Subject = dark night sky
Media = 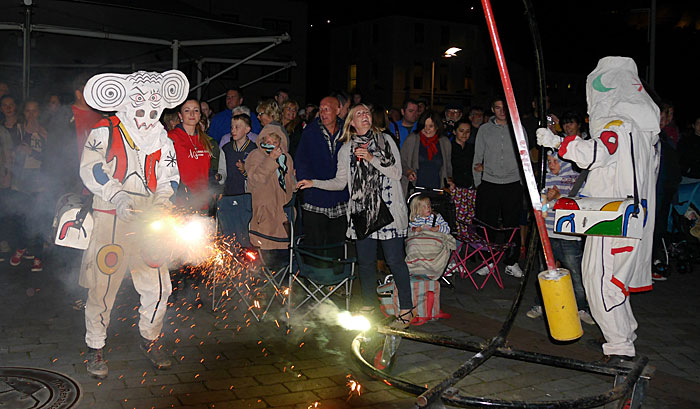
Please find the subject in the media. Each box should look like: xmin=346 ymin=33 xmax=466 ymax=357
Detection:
xmin=4 ymin=0 xmax=697 ymax=126
xmin=306 ymin=0 xmax=700 ymax=128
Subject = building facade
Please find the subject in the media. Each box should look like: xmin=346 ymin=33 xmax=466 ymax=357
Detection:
xmin=328 ymin=15 xmax=497 ymax=111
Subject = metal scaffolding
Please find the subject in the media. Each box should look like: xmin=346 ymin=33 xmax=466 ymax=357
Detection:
xmin=1 ymin=3 xmax=295 ymax=99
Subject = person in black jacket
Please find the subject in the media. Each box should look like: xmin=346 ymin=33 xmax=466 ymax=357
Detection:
xmin=450 ymin=119 xmax=475 ymax=188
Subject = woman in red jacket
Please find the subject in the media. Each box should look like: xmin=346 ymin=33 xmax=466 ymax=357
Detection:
xmin=168 ymin=99 xmax=213 ymax=211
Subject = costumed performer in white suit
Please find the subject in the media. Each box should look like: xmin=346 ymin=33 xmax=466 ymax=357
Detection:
xmin=79 ymin=70 xmax=188 ymax=378
xmin=537 ymin=56 xmax=660 ymax=363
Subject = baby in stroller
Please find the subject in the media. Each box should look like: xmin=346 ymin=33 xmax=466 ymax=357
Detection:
xmin=405 ymin=195 xmax=455 ymax=280
xmin=409 ymin=194 xmax=451 ymax=234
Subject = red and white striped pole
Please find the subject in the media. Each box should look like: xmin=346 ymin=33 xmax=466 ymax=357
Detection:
xmin=481 ymin=0 xmax=556 ymax=272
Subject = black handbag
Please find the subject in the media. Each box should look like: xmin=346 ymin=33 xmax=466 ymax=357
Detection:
xmin=351 ymin=198 xmax=394 ymax=240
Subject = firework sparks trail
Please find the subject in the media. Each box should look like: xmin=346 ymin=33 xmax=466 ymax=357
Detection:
xmin=157 ymin=212 xmax=291 ymax=327
xmin=125 ymin=208 xmax=370 ymax=409
xmin=346 ymin=374 xmax=362 ymax=400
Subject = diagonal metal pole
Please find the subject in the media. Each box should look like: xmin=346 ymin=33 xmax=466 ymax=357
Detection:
xmin=206 ymin=62 xmax=297 ymax=103
xmin=481 ymin=0 xmax=556 ymax=271
xmin=415 ymin=1 xmax=557 ymax=406
xmin=189 ymin=37 xmax=288 ymax=92
xmin=239 ymin=62 xmax=296 ymax=88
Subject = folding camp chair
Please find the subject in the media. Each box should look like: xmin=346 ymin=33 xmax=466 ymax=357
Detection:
xmin=246 ymin=194 xmax=296 ymax=321
xmin=213 ymin=194 xmax=295 ymax=322
xmin=212 ymin=193 xmax=253 ymax=312
xmin=447 ymin=187 xmax=519 ymax=290
xmin=286 ymin=236 xmax=356 ymax=324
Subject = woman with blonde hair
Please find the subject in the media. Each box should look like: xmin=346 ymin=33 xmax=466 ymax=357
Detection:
xmin=168 ymin=99 xmax=213 ymax=211
xmin=256 ymin=99 xmax=289 ymax=150
xmin=281 ymin=100 xmax=303 ymax=156
xmin=297 ymin=104 xmax=415 ymax=328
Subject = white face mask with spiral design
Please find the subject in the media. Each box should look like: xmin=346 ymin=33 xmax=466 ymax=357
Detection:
xmin=83 ymin=70 xmax=190 ymax=154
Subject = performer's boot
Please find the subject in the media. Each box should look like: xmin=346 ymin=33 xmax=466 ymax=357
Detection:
xmin=86 ymin=348 xmax=108 ymax=379
xmin=140 ymin=337 xmax=172 ymax=369
xmin=596 ymin=354 xmax=635 ymax=367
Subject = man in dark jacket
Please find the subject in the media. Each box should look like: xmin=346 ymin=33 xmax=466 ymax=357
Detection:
xmin=295 ymin=96 xmax=349 ymax=249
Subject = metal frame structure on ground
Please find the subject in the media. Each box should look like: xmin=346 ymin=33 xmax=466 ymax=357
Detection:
xmin=351 ymin=234 xmax=655 ymax=408
xmin=352 ymin=0 xmax=649 ymax=405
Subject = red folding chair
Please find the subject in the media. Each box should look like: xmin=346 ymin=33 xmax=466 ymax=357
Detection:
xmin=446 ymin=187 xmax=519 ymax=290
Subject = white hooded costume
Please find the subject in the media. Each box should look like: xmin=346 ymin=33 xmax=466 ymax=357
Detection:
xmin=539 ymin=57 xmax=660 ymax=357
xmin=79 ymin=70 xmax=188 ymax=349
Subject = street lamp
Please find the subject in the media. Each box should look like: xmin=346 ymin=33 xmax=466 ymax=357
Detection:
xmin=430 ymin=47 xmax=462 ymax=107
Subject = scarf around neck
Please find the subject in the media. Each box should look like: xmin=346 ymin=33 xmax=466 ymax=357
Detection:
xmin=260 ymin=143 xmax=288 ymax=192
xmin=350 ymin=130 xmax=395 ymax=226
xmin=420 ymin=131 xmax=439 ymax=160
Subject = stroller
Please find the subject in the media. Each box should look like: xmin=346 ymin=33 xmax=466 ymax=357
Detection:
xmin=406 ymin=186 xmax=456 ymax=232
xmin=408 ymin=185 xmax=456 ymax=279
xmin=660 ymin=182 xmax=700 ymax=275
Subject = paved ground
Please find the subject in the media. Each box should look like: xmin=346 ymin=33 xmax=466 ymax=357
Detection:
xmin=1 ymin=245 xmax=699 ymax=409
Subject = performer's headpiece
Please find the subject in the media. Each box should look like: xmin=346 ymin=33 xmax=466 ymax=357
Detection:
xmin=84 ymin=70 xmax=190 ymax=133
xmin=586 ymin=57 xmax=659 ymax=134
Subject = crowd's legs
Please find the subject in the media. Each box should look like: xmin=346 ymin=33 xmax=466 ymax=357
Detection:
xmin=355 ymin=237 xmax=412 ymax=310
xmin=301 ymin=209 xmax=347 ymax=268
xmin=475 ymin=180 xmax=523 ymax=265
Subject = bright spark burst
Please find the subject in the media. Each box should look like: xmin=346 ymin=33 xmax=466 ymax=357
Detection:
xmin=337 ymin=311 xmax=371 ymax=331
xmin=141 ymin=209 xmax=215 ymax=265
xmin=175 ymin=219 xmax=206 ymax=242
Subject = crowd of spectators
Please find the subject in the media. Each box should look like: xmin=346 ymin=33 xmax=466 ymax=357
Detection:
xmin=1 ymin=73 xmax=697 ymax=326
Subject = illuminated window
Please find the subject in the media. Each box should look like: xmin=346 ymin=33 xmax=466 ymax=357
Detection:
xmin=464 ymin=77 xmax=472 ymax=90
xmin=349 ymin=64 xmax=357 ymax=91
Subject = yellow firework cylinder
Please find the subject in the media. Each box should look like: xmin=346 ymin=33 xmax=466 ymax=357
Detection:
xmin=538 ymin=268 xmax=583 ymax=341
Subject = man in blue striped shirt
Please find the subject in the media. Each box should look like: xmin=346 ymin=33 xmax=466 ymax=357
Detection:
xmin=527 ymin=151 xmax=595 ymax=325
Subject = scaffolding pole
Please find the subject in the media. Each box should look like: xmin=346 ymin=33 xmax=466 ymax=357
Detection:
xmin=22 ymin=4 xmax=31 ymax=100
xmin=172 ymin=39 xmax=179 ymax=70
xmin=206 ymin=62 xmax=296 ymax=102
xmin=1 ymin=20 xmax=293 ymax=98
xmin=189 ymin=37 xmax=288 ymax=92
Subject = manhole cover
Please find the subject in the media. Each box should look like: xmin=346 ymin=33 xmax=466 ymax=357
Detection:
xmin=0 ymin=367 xmax=81 ymax=409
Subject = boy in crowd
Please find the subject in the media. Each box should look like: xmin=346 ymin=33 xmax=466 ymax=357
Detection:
xmin=218 ymin=114 xmax=256 ymax=195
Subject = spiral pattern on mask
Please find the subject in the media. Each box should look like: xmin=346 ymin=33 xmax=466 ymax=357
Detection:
xmin=89 ymin=75 xmax=126 ymax=109
xmin=161 ymin=71 xmax=188 ymax=106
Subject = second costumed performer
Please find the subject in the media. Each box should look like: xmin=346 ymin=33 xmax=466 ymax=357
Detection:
xmin=79 ymin=70 xmax=188 ymax=378
xmin=537 ymin=57 xmax=659 ymax=364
